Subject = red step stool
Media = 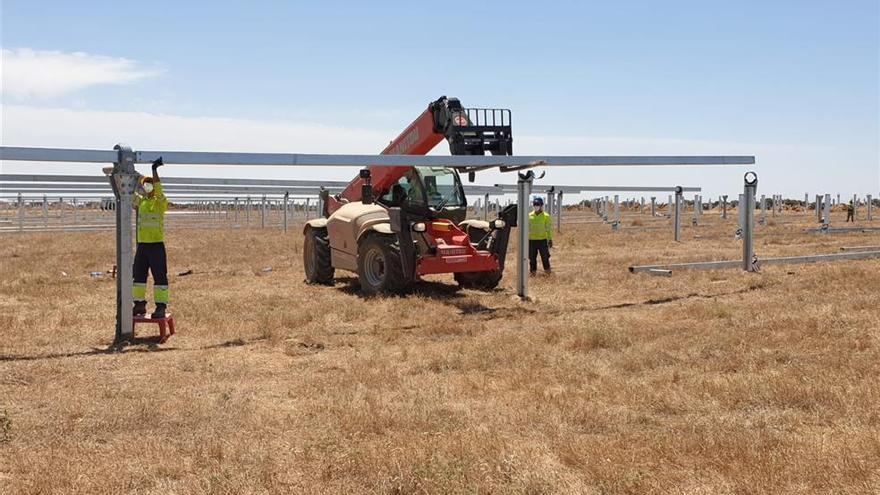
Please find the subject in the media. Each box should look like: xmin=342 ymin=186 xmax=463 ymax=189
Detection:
xmin=132 ymin=314 xmax=176 ymax=343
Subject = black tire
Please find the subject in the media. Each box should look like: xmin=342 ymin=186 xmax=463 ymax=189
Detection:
xmin=304 ymin=226 xmax=334 ymax=284
xmin=357 ymin=233 xmax=409 ymax=295
xmin=454 ymin=269 xmax=503 ymax=290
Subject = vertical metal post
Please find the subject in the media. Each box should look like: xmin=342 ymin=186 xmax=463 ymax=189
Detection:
xmin=234 ymin=197 xmax=239 ymax=225
xmin=759 ymin=194 xmax=766 ymax=225
xmin=771 ymin=195 xmax=776 ymax=217
xmin=867 ymin=195 xmax=873 ymax=221
xmin=17 ymin=193 xmax=24 ymax=232
xmin=260 ymin=195 xmax=266 ymax=228
xmin=692 ymin=195 xmax=700 ymax=226
xmin=613 ymin=194 xmax=620 ymax=231
xmin=556 ymin=190 xmax=563 ymax=233
xmin=823 ymin=194 xmax=831 ymax=228
xmin=73 ymin=197 xmax=78 ymax=225
xmin=742 ymin=172 xmax=757 ymax=272
xmin=305 ymin=197 xmax=312 ymax=220
xmin=650 ymin=197 xmax=656 ymax=217
xmin=516 ymin=171 xmax=534 ymax=300
xmin=836 ymin=193 xmax=840 ymax=205
xmin=246 ymin=196 xmax=251 ymax=226
xmin=673 ymin=187 xmax=682 ymax=241
xmin=283 ymin=192 xmax=289 ymax=233
xmin=42 ymin=195 xmax=48 ymax=227
xmin=805 ymin=193 xmax=809 ymax=215
xmin=816 ymin=195 xmax=822 ymax=223
xmin=483 ymin=193 xmax=490 ymax=221
xmin=722 ymin=195 xmax=728 ymax=219
xmin=640 ymin=197 xmax=645 ymax=214
xmin=667 ymin=194 xmax=673 ymax=218
xmin=853 ymin=194 xmax=858 ymax=220
xmin=109 ymin=144 xmax=137 ymax=343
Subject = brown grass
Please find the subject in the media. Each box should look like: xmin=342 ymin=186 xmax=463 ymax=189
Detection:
xmin=1 ymin=210 xmax=879 ymax=494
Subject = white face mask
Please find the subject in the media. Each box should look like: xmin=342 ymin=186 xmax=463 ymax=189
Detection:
xmin=142 ymin=182 xmax=154 ymax=194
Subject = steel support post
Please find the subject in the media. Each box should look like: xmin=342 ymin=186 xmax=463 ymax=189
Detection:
xmin=759 ymin=194 xmax=766 ymax=225
xmin=73 ymin=198 xmax=77 ymax=225
xmin=317 ymin=194 xmax=324 ymax=219
xmin=246 ymin=197 xmax=251 ymax=226
xmin=234 ymin=198 xmax=239 ymax=224
xmin=667 ymin=195 xmax=673 ymax=217
xmin=674 ymin=188 xmax=682 ymax=241
xmin=516 ymin=171 xmax=534 ymax=299
xmin=853 ymin=194 xmax=858 ymax=220
xmin=771 ymin=195 xmax=776 ymax=217
xmin=640 ymin=197 xmax=645 ymax=214
xmin=483 ymin=193 xmax=490 ymax=221
xmin=805 ymin=193 xmax=809 ymax=215
xmin=868 ymin=195 xmax=873 ymax=221
xmin=650 ymin=197 xmax=656 ymax=217
xmin=42 ymin=195 xmax=48 ymax=227
xmin=612 ymin=194 xmax=620 ymax=230
xmin=692 ymin=195 xmax=700 ymax=226
xmin=816 ymin=195 xmax=822 ymax=223
xmin=823 ymin=194 xmax=831 ymax=228
xmin=17 ymin=193 xmax=24 ymax=231
xmin=283 ymin=192 xmax=289 ymax=233
xmin=556 ymin=190 xmax=563 ymax=233
xmin=722 ymin=195 xmax=728 ymax=219
xmin=59 ymin=197 xmax=65 ymax=225
xmin=837 ymin=193 xmax=840 ymax=205
xmin=109 ymin=144 xmax=137 ymax=343
xmin=742 ymin=172 xmax=757 ymax=272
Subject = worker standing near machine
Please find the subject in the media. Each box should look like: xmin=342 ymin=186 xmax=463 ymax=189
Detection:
xmin=846 ymin=200 xmax=855 ymax=222
xmin=528 ymin=197 xmax=553 ymax=275
xmin=132 ymin=157 xmax=170 ymax=318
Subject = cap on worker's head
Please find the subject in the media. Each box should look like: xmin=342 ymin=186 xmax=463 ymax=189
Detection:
xmin=532 ymin=197 xmax=544 ymax=206
xmin=139 ymin=176 xmax=154 ymax=186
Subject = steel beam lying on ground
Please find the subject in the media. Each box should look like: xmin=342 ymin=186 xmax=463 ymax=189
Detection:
xmin=840 ymin=246 xmax=880 ymax=252
xmin=630 ymin=250 xmax=880 ymax=274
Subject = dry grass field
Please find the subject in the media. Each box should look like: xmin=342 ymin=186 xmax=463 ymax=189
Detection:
xmin=1 ymin=208 xmax=878 ymax=494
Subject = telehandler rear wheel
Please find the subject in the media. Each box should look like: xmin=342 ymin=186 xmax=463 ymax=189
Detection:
xmin=454 ymin=269 xmax=503 ymax=290
xmin=357 ymin=233 xmax=409 ymax=295
xmin=304 ymin=226 xmax=334 ymax=284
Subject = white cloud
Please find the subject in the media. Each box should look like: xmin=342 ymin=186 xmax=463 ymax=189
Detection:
xmin=1 ymin=104 xmax=877 ymax=197
xmin=1 ymin=48 xmax=163 ymax=100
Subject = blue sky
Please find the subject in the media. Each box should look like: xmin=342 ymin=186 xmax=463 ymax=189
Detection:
xmin=2 ymin=0 xmax=878 ymax=198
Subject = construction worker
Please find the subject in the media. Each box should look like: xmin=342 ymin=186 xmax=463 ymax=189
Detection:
xmin=132 ymin=157 xmax=169 ymax=318
xmin=846 ymin=200 xmax=855 ymax=222
xmin=528 ymin=197 xmax=553 ymax=275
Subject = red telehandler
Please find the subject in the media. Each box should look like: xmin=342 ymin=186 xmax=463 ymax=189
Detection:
xmin=303 ymin=95 xmax=520 ymax=294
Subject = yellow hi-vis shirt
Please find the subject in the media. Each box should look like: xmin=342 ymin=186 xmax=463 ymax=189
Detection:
xmin=528 ymin=210 xmax=553 ymax=240
xmin=135 ymin=182 xmax=168 ymax=243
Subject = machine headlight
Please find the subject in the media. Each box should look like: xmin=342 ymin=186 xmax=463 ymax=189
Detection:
xmin=491 ymin=220 xmax=506 ymax=229
xmin=412 ymin=222 xmax=427 ymax=232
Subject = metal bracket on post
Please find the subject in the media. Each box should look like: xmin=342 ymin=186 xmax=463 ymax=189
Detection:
xmin=109 ymin=143 xmax=137 ymax=344
xmin=516 ymin=170 xmax=536 ymax=300
xmin=674 ymin=187 xmax=682 ymax=242
xmin=742 ymin=172 xmax=758 ymax=272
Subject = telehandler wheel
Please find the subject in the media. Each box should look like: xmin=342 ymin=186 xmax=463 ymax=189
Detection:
xmin=357 ymin=233 xmax=409 ymax=295
xmin=454 ymin=269 xmax=503 ymax=290
xmin=304 ymin=226 xmax=334 ymax=284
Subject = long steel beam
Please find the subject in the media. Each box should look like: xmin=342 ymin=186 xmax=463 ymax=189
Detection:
xmin=630 ymin=250 xmax=880 ymax=273
xmin=495 ymin=184 xmax=702 ymax=193
xmin=2 ymin=146 xmax=755 ymax=168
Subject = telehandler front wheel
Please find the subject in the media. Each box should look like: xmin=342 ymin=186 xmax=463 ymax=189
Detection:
xmin=304 ymin=226 xmax=334 ymax=284
xmin=357 ymin=233 xmax=409 ymax=295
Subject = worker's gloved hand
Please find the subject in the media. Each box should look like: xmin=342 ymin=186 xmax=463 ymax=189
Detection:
xmin=152 ymin=157 xmax=164 ymax=170
xmin=548 ymin=239 xmax=553 ymax=249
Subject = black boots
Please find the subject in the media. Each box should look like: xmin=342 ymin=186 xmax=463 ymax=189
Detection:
xmin=133 ymin=301 xmax=147 ymax=316
xmin=151 ymin=303 xmax=167 ymax=319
